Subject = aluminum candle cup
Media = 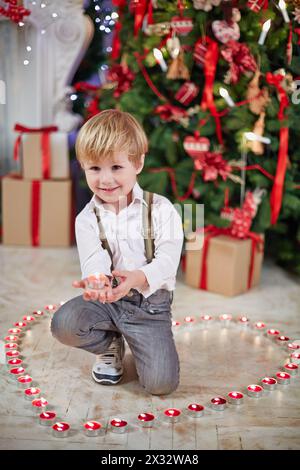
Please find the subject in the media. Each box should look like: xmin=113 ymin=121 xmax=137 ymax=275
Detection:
xmin=52 ymin=422 xmax=70 ymax=437
xmin=163 ymin=408 xmax=181 ymax=423
xmin=227 ymin=391 xmax=244 ymax=405
xmin=137 ymin=413 xmax=156 ymax=427
xmin=110 ymin=418 xmax=128 ymax=434
xmin=261 ymin=377 xmax=277 ymax=391
xmin=186 ymin=404 xmax=204 ymax=417
xmin=210 ymin=397 xmax=227 ymax=411
xmin=283 ymin=363 xmax=298 ymax=376
xmin=83 ymin=421 xmax=102 ymax=436
xmin=276 ymin=372 xmax=291 ymax=385
xmin=39 ymin=411 xmax=57 ymax=426
xmin=247 ymin=384 xmax=264 ymax=398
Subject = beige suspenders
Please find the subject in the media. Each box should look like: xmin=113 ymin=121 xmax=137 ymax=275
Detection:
xmin=93 ymin=190 xmax=155 ymax=280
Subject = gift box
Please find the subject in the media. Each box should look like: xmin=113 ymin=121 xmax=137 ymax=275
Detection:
xmin=185 ymin=231 xmax=264 ymax=297
xmin=2 ymin=175 xmax=73 ymax=247
xmin=14 ymin=124 xmax=70 ymax=180
xmin=175 ymin=81 xmax=199 ymax=106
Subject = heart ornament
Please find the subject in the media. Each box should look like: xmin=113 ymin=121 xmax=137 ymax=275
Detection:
xmin=183 ymin=134 xmax=210 ymax=159
xmin=212 ymin=20 xmax=240 ymax=44
xmin=171 ymin=16 xmax=194 ymax=36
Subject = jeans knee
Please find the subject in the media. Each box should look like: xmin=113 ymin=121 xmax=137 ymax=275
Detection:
xmin=143 ymin=375 xmax=179 ymax=396
xmin=50 ymin=304 xmax=74 ymax=345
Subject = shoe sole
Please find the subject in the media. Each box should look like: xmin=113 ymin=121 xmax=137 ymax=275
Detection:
xmin=92 ymin=370 xmax=123 ymax=385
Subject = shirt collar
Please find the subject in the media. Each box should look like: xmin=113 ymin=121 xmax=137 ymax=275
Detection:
xmin=88 ymin=181 xmax=148 ymax=213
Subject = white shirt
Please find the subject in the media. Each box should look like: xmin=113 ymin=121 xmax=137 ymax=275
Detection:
xmin=75 ymin=181 xmax=184 ymax=298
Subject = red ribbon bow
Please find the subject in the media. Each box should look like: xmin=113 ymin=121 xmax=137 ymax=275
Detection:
xmin=14 ymin=123 xmax=58 ymax=180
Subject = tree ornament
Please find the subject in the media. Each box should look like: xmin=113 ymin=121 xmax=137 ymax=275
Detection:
xmin=193 ymin=37 xmax=209 ymax=67
xmin=247 ymin=0 xmax=268 ymax=12
xmin=167 ymin=50 xmax=190 ymax=80
xmin=0 ymin=0 xmax=31 ymax=24
xmin=247 ymin=112 xmax=266 ymax=155
xmin=170 ymin=16 xmax=194 ymax=36
xmin=144 ymin=22 xmax=171 ymax=36
xmin=175 ymin=81 xmax=199 ymax=106
xmin=166 ymin=34 xmax=181 ymax=59
xmin=193 ymin=0 xmax=222 ymax=10
xmin=221 ymin=40 xmax=257 ymax=84
xmin=293 ymin=8 xmax=300 ymax=22
xmin=183 ymin=132 xmax=210 ymax=161
xmin=212 ymin=8 xmax=241 ymax=44
xmin=246 ymin=69 xmax=270 ymax=115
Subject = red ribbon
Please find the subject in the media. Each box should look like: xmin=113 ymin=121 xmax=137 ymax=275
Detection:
xmin=133 ymin=0 xmax=148 ymax=37
xmin=31 ymin=181 xmax=41 ymax=247
xmin=198 ymin=225 xmax=264 ymax=291
xmin=265 ymin=73 xmax=289 ymax=224
xmin=200 ymin=38 xmax=223 ymax=145
xmin=14 ymin=123 xmax=58 ymax=180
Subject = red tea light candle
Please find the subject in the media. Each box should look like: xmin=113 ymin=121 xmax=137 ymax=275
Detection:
xmin=219 ymin=314 xmax=232 ymax=325
xmin=22 ymin=315 xmax=35 ymax=324
xmin=163 ymin=408 xmax=181 ymax=422
xmin=184 ymin=316 xmax=195 ymax=324
xmin=39 ymin=411 xmax=56 ymax=426
xmin=172 ymin=320 xmax=181 ymax=327
xmin=45 ymin=304 xmax=56 ymax=314
xmin=4 ymin=335 xmax=19 ymax=343
xmin=52 ymin=421 xmax=70 ymax=438
xmin=287 ymin=342 xmax=300 ymax=352
xmin=9 ymin=367 xmax=26 ymax=378
xmin=6 ymin=350 xmax=20 ymax=361
xmin=254 ymin=321 xmax=266 ymax=332
xmin=261 ymin=377 xmax=277 ymax=391
xmin=5 ymin=343 xmax=19 ymax=350
xmin=137 ymin=412 xmax=156 ymax=427
xmin=83 ymin=420 xmax=102 ymax=436
xmin=210 ymin=397 xmax=227 ymax=411
xmin=7 ymin=358 xmax=23 ymax=368
xmin=24 ymin=387 xmax=41 ymax=400
xmin=32 ymin=310 xmax=44 ymax=318
xmin=247 ymin=384 xmax=264 ymax=398
xmin=8 ymin=328 xmax=22 ymax=336
xmin=267 ymin=328 xmax=280 ymax=339
xmin=290 ymin=352 xmax=300 ymax=364
xmin=238 ymin=316 xmax=250 ymax=326
xmin=110 ymin=418 xmax=128 ymax=434
xmin=227 ymin=391 xmax=244 ymax=405
xmin=276 ymin=371 xmax=291 ymax=385
xmin=283 ymin=363 xmax=298 ymax=376
xmin=18 ymin=374 xmax=33 ymax=388
xmin=186 ymin=403 xmax=204 ymax=417
xmin=277 ymin=335 xmax=290 ymax=346
xmin=32 ymin=397 xmax=48 ymax=414
xmin=201 ymin=315 xmax=213 ymax=323
xmin=14 ymin=321 xmax=27 ymax=330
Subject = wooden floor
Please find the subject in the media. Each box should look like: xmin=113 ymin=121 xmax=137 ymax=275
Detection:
xmin=0 ymin=245 xmax=300 ymax=450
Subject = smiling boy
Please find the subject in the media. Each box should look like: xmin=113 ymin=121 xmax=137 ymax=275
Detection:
xmin=51 ymin=109 xmax=184 ymax=395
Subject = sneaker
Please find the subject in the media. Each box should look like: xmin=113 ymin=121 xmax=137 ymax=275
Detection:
xmin=92 ymin=335 xmax=125 ymax=385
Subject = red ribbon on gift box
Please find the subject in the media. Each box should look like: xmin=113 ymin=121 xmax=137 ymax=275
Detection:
xmin=197 ymin=225 xmax=264 ymax=291
xmin=13 ymin=123 xmax=58 ymax=180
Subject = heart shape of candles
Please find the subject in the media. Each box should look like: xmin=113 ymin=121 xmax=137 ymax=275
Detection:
xmin=6 ymin=307 xmax=299 ymax=437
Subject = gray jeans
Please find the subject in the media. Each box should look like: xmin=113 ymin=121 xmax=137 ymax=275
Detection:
xmin=50 ymin=288 xmax=179 ymax=395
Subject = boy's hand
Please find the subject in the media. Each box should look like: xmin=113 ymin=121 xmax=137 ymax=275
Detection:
xmin=72 ymin=274 xmax=112 ymax=302
xmin=105 ymin=269 xmax=148 ymax=303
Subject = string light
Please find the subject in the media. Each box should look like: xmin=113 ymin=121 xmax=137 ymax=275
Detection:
xmin=23 ymin=60 xmax=29 ymax=66
xmin=26 ymin=46 xmax=32 ymax=52
xmin=111 ymin=12 xmax=119 ymax=19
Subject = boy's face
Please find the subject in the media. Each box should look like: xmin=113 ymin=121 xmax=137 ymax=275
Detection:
xmin=82 ymin=152 xmax=144 ymax=209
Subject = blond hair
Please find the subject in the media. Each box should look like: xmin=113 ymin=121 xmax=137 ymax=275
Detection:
xmin=75 ymin=109 xmax=148 ymax=168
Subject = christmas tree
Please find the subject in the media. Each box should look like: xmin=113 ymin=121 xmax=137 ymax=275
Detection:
xmin=73 ymin=0 xmax=300 ymax=275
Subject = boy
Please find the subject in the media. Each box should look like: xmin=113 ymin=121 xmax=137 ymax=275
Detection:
xmin=51 ymin=109 xmax=184 ymax=395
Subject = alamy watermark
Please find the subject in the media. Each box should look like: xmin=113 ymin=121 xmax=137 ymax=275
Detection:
xmin=291 ymin=80 xmax=300 ymax=105
xmin=0 ymin=80 xmax=6 ymax=105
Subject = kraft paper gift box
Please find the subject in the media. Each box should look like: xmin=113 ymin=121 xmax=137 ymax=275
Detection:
xmin=19 ymin=131 xmax=70 ymax=180
xmin=2 ymin=175 xmax=73 ymax=247
xmin=185 ymin=232 xmax=264 ymax=297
